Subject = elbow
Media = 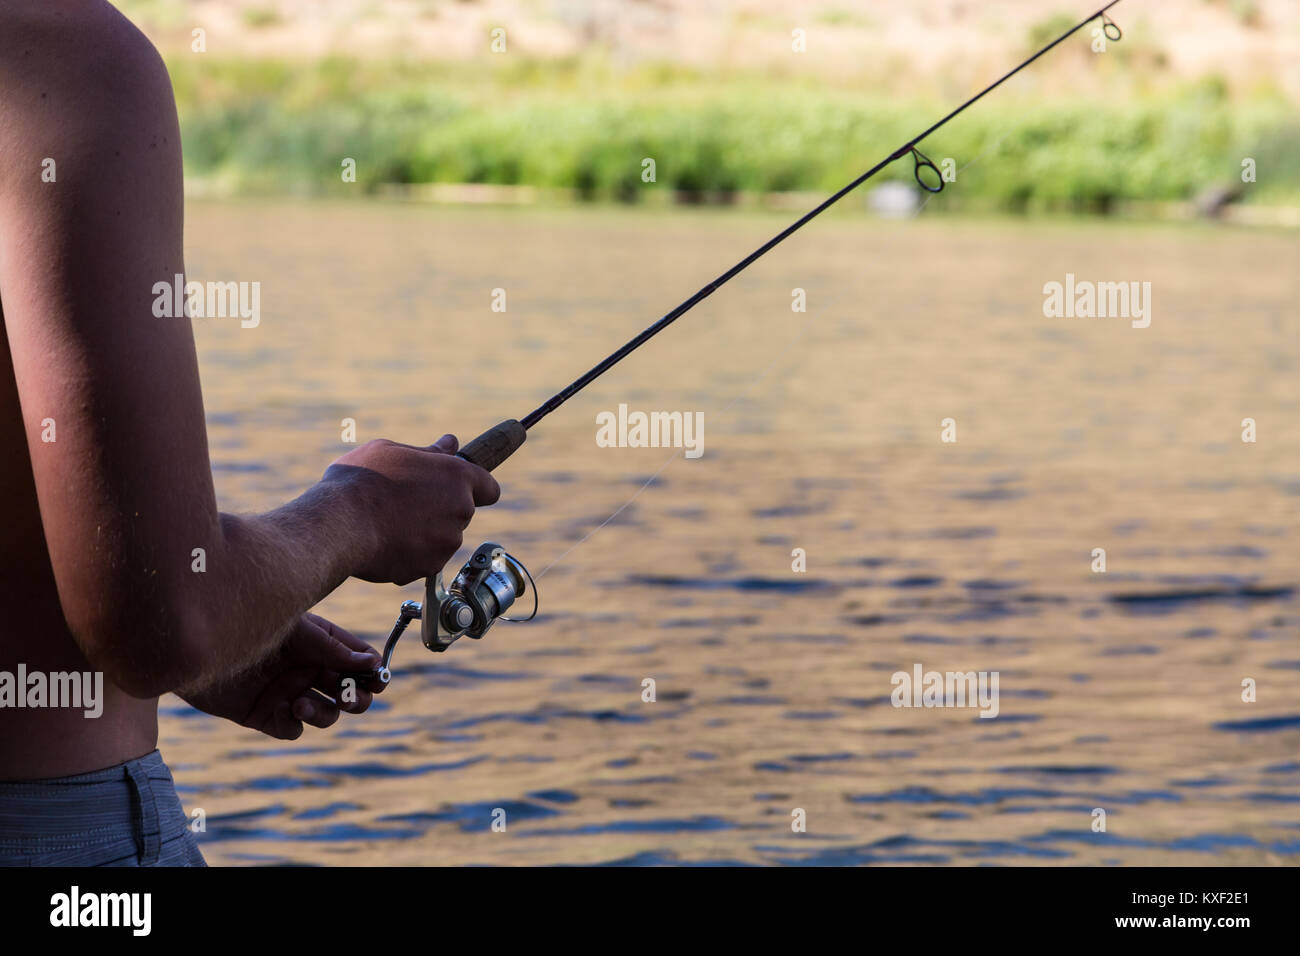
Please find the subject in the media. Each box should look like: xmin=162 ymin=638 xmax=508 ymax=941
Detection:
xmin=64 ymin=597 xmax=209 ymax=699
xmin=110 ymin=644 xmax=206 ymax=700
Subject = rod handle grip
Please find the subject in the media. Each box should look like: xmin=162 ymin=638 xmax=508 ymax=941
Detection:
xmin=457 ymin=419 xmax=526 ymax=473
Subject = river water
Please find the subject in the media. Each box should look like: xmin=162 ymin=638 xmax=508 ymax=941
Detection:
xmin=167 ymin=199 xmax=1300 ymax=865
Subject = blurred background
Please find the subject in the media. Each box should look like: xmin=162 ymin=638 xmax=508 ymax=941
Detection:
xmin=122 ymin=0 xmax=1299 ymax=865
xmin=118 ymin=0 xmax=1300 ymax=216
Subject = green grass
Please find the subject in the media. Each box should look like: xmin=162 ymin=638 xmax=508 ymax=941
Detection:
xmin=240 ymin=7 xmax=283 ymax=30
xmin=167 ymin=57 xmax=1300 ymax=213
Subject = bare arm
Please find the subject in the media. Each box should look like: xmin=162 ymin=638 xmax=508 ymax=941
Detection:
xmin=0 ymin=4 xmax=497 ymax=698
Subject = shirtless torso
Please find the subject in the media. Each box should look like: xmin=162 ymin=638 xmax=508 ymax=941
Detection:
xmin=1 ymin=296 xmax=158 ymax=778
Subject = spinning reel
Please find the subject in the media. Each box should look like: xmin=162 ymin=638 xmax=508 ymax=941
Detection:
xmin=354 ymin=542 xmax=536 ymax=688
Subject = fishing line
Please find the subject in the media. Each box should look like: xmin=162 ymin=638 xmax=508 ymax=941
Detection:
xmin=916 ymin=127 xmax=1018 ymax=215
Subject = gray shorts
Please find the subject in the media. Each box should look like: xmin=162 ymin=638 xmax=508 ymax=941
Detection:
xmin=0 ymin=749 xmax=206 ymax=867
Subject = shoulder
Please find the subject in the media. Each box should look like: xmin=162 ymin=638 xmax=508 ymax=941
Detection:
xmin=0 ymin=1 xmax=179 ymax=206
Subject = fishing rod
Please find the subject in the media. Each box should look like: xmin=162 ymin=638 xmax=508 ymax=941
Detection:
xmin=351 ymin=0 xmax=1125 ymax=689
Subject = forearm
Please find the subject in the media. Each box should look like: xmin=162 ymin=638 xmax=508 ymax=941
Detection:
xmin=177 ymin=479 xmax=378 ymax=692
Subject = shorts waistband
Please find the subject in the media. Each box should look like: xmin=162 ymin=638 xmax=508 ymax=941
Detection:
xmin=0 ymin=750 xmax=192 ymax=862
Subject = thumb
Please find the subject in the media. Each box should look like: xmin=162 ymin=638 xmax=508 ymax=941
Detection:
xmin=429 ymin=434 xmax=459 ymax=454
xmin=301 ymin=614 xmax=379 ymax=672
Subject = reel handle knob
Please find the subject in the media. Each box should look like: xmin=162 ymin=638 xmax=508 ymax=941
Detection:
xmin=457 ymin=419 xmax=526 ymax=473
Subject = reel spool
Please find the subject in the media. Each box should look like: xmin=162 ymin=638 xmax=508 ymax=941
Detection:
xmin=361 ymin=543 xmax=536 ymax=687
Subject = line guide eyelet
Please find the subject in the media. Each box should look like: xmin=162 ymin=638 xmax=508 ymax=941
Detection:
xmin=909 ymin=146 xmax=944 ymax=194
xmin=1100 ymin=13 xmax=1121 ymax=41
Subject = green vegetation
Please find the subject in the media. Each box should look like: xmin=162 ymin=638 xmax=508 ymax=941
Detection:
xmin=168 ymin=57 xmax=1300 ymax=213
xmin=240 ymin=7 xmax=283 ymax=29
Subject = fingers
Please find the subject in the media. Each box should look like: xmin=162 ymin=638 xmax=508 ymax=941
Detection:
xmin=374 ymin=434 xmax=499 ymax=505
xmin=249 ymin=656 xmax=377 ymax=742
xmin=327 ymin=673 xmax=383 ymax=704
xmin=363 ymin=435 xmax=457 ymax=456
xmin=336 ymin=680 xmax=377 ymax=710
xmin=261 ymin=680 xmax=370 ymax=739
xmin=465 ymin=463 xmax=501 ymax=506
xmin=355 ymin=434 xmax=498 ymax=505
xmin=320 ymin=667 xmax=380 ymax=709
xmin=266 ymin=700 xmax=304 ymax=741
xmin=292 ymin=689 xmax=341 ymax=729
xmin=248 ymin=668 xmax=318 ymax=739
xmin=302 ymin=612 xmax=380 ymax=662
xmin=298 ymin=617 xmax=382 ymax=688
xmin=421 ymin=436 xmax=499 ymax=505
xmin=300 ymin=614 xmax=386 ymax=700
xmin=332 ymin=432 xmax=504 ymax=584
